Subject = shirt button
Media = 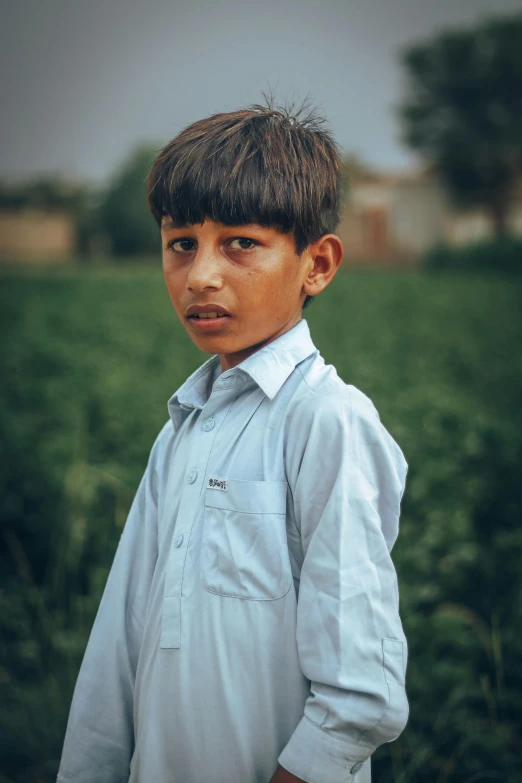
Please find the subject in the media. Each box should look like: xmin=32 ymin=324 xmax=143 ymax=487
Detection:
xmin=174 ymin=533 xmax=184 ymax=548
xmin=202 ymin=417 xmax=215 ymax=431
xmin=350 ymin=761 xmax=364 ymax=774
xmin=188 ymin=467 xmax=198 ymax=484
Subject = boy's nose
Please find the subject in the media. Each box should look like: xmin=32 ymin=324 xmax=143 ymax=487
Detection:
xmin=186 ymin=249 xmax=223 ymax=292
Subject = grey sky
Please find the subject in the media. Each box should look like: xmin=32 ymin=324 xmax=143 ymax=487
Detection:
xmin=1 ymin=0 xmax=520 ymax=184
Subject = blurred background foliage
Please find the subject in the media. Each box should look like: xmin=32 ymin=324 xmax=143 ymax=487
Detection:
xmin=1 ymin=9 xmax=522 ymax=783
xmin=98 ymin=145 xmax=162 ymax=258
xmin=424 ymin=236 xmax=522 ymax=273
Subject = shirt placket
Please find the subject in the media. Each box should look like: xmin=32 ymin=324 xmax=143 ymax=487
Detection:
xmin=160 ymin=378 xmax=240 ymax=649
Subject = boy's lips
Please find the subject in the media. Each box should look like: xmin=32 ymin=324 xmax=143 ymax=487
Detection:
xmin=186 ymin=312 xmax=232 ymax=333
xmin=185 ymin=303 xmax=232 ymax=317
xmin=185 ymin=303 xmax=232 ymax=333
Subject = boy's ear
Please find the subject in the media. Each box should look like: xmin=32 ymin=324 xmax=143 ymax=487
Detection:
xmin=302 ymin=234 xmax=343 ymax=298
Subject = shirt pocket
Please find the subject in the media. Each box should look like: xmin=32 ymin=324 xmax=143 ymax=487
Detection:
xmin=200 ymin=478 xmax=293 ymax=600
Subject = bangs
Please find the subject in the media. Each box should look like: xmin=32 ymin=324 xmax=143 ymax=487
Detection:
xmin=149 ymin=143 xmax=295 ymax=235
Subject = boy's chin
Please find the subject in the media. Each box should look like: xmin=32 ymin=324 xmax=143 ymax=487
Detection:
xmin=189 ymin=333 xmax=234 ymax=353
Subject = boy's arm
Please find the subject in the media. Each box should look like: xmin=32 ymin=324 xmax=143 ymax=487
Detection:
xmin=56 ymin=422 xmax=168 ymax=783
xmin=277 ymin=389 xmax=409 ymax=783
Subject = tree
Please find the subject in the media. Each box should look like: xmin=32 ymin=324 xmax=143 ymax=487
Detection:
xmin=398 ymin=12 xmax=522 ymax=237
xmin=100 ymin=144 xmax=162 ymax=257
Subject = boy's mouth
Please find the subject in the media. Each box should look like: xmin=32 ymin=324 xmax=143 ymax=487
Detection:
xmin=185 ymin=303 xmax=232 ymax=332
xmin=187 ymin=312 xmax=232 ymax=332
xmin=189 ymin=312 xmax=229 ymax=319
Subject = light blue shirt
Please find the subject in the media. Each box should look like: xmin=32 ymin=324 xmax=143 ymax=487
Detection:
xmin=57 ymin=318 xmax=409 ymax=783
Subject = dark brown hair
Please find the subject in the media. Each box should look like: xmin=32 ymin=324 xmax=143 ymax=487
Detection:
xmin=146 ymin=97 xmax=341 ymax=308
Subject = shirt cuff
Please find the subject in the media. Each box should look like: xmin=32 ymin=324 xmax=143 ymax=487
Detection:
xmin=278 ymin=716 xmax=373 ymax=783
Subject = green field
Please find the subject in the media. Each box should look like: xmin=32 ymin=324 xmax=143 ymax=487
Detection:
xmin=1 ymin=265 xmax=521 ymax=782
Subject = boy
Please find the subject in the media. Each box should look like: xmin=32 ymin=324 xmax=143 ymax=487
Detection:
xmin=57 ymin=101 xmax=409 ymax=783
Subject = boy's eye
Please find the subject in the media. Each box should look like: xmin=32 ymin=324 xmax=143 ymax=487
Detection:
xmin=167 ymin=238 xmax=195 ymax=253
xmin=166 ymin=236 xmax=258 ymax=254
xmin=228 ymin=237 xmax=257 ymax=251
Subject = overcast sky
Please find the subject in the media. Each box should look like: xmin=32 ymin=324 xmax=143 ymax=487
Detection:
xmin=2 ymin=0 xmax=520 ymax=184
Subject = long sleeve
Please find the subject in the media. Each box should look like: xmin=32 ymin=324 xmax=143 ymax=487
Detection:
xmin=279 ymin=387 xmax=409 ymax=783
xmin=57 ymin=422 xmax=169 ymax=783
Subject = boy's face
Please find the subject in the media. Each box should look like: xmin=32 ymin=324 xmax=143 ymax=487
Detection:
xmin=160 ymin=219 xmax=340 ymax=372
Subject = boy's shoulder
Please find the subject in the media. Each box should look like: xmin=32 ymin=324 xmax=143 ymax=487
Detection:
xmin=287 ymin=351 xmax=407 ymax=476
xmin=288 ymin=349 xmax=382 ymax=429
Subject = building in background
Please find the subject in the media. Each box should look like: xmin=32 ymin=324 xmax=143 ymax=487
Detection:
xmin=339 ymin=169 xmax=522 ymax=265
xmin=0 ymin=210 xmax=76 ymax=263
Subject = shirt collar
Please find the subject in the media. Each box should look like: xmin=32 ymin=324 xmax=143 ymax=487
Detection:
xmin=168 ymin=318 xmax=317 ymax=425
